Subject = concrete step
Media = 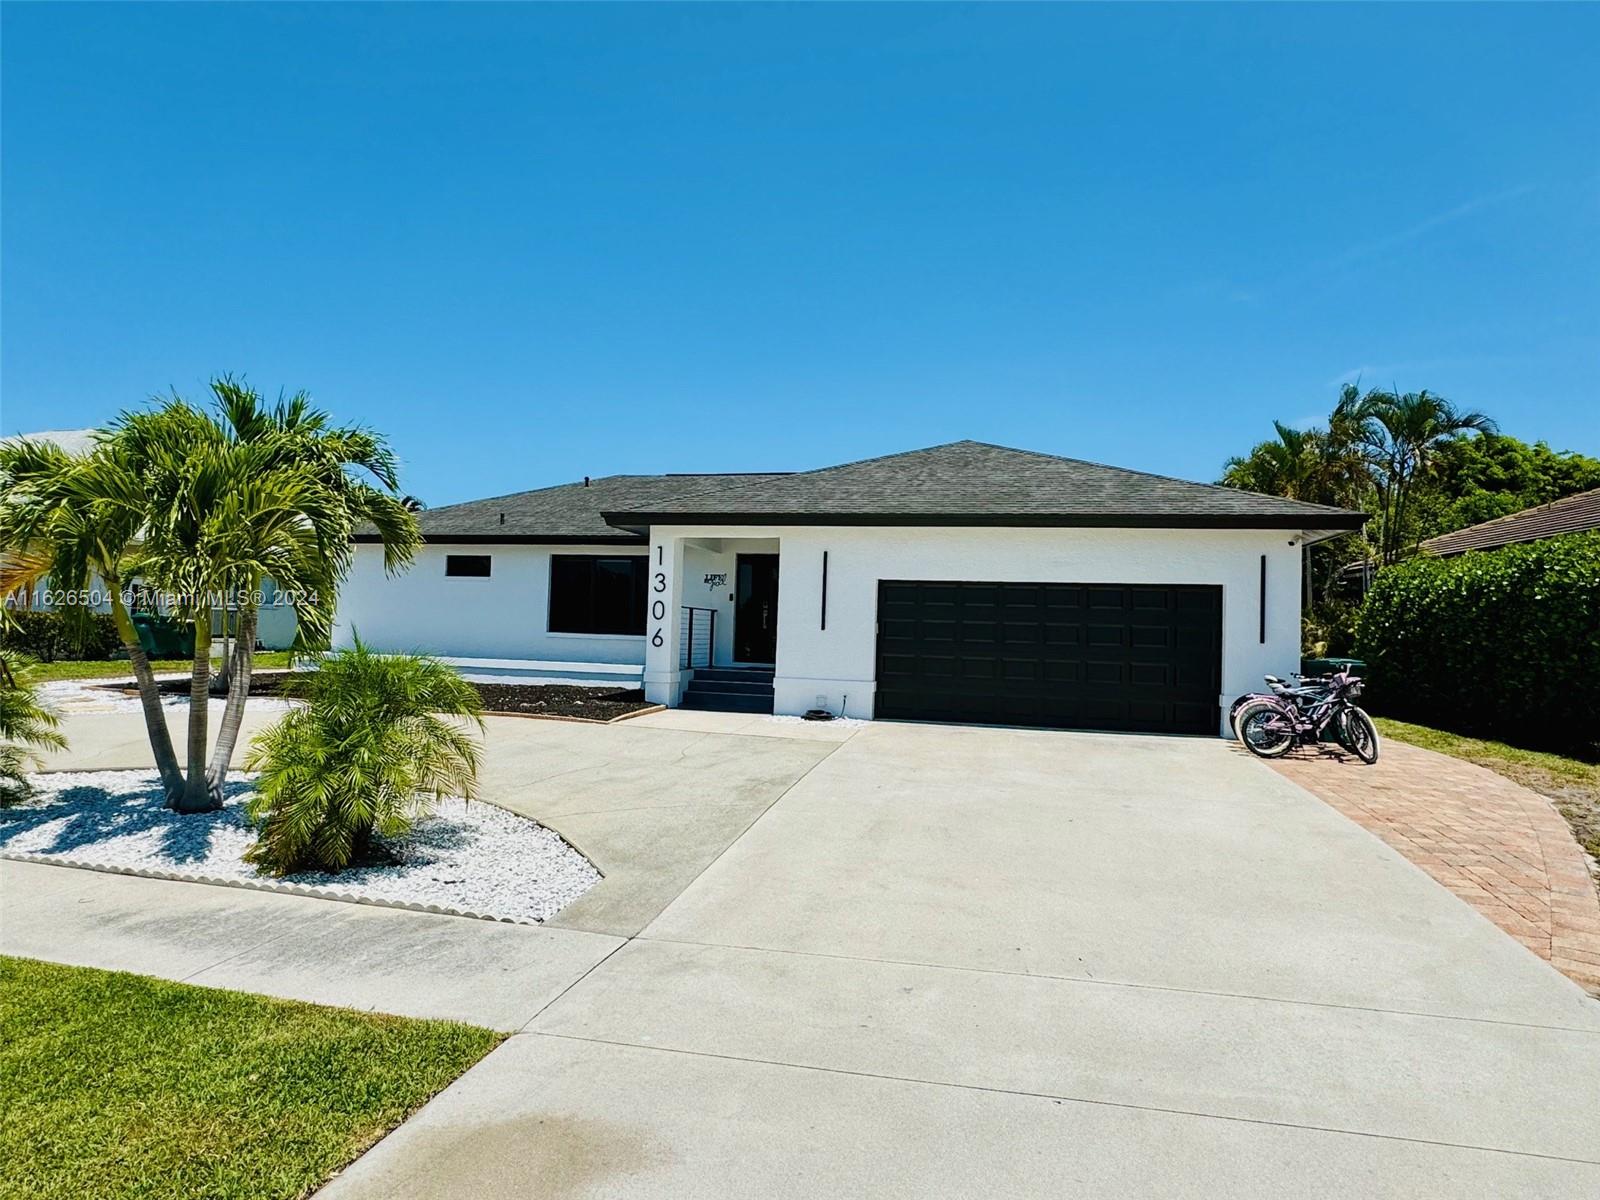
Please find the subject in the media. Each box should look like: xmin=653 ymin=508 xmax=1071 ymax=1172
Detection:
xmin=691 ymin=667 xmax=775 ymax=685
xmin=685 ymin=677 xmax=774 ymax=697
xmin=679 ymin=690 xmax=775 ymax=715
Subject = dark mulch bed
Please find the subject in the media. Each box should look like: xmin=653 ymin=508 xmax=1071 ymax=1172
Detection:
xmin=97 ymin=673 xmax=654 ymax=722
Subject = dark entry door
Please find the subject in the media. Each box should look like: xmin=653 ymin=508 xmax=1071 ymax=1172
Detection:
xmin=875 ymin=580 xmax=1222 ymax=734
xmin=735 ymin=554 xmax=780 ymax=663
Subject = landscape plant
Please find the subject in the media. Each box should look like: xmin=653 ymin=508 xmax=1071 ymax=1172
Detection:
xmin=245 ymin=641 xmax=484 ymax=875
xmin=0 ymin=379 xmax=422 ymax=812
xmin=1355 ymin=531 xmax=1600 ymax=756
xmin=0 ymin=650 xmax=67 ymax=806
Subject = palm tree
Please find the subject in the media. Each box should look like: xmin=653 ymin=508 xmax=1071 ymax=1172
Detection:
xmin=0 ymin=650 xmax=68 ymax=806
xmin=244 ymin=641 xmax=484 ymax=875
xmin=0 ymin=437 xmax=186 ymax=796
xmin=0 ymin=380 xmax=422 ymax=813
xmin=1334 ymin=386 xmax=1496 ymax=564
xmin=112 ymin=381 xmax=421 ymax=811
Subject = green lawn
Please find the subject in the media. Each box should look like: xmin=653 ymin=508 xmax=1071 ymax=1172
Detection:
xmin=0 ymin=956 xmax=502 ymax=1200
xmin=27 ymin=651 xmax=294 ymax=682
xmin=1375 ymin=718 xmax=1600 ymax=862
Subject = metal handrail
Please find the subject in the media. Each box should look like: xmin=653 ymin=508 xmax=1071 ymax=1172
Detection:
xmin=680 ymin=606 xmax=716 ymax=670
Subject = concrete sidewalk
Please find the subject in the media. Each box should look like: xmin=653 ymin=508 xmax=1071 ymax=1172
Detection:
xmin=0 ymin=860 xmax=621 ymax=1031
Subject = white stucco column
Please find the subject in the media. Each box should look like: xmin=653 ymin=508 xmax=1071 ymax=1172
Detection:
xmin=643 ymin=532 xmax=687 ymax=706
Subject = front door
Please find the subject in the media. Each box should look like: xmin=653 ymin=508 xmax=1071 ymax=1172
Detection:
xmin=734 ymin=554 xmax=780 ymax=663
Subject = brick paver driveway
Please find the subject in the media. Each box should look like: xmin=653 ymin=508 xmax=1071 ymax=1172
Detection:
xmin=1271 ymin=739 xmax=1600 ymax=996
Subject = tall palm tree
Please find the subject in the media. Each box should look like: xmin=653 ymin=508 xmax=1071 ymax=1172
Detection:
xmin=112 ymin=381 xmax=422 ymax=810
xmin=1 ymin=380 xmax=422 ymax=812
xmin=0 ymin=437 xmax=186 ymax=796
xmin=1334 ymin=386 xmax=1496 ymax=564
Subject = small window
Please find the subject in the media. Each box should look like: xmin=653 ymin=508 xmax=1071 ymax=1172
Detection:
xmin=549 ymin=555 xmax=647 ymax=635
xmin=445 ymin=555 xmax=492 ymax=578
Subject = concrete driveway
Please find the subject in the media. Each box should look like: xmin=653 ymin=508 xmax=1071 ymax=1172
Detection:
xmin=320 ymin=720 xmax=1600 ymax=1199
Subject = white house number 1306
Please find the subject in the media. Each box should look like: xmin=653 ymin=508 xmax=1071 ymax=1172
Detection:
xmin=650 ymin=546 xmax=666 ymax=647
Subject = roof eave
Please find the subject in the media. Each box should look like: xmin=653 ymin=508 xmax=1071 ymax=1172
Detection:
xmin=353 ymin=532 xmax=649 ymax=546
xmin=602 ymin=510 xmax=1368 ymax=533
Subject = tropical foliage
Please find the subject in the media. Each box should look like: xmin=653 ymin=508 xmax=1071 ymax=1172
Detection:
xmin=1355 ymin=531 xmax=1600 ymax=757
xmin=1221 ymin=384 xmax=1596 ymax=654
xmin=245 ymin=643 xmax=484 ymax=875
xmin=0 ymin=378 xmax=421 ymax=812
xmin=0 ymin=610 xmax=119 ymax=662
xmin=0 ymin=651 xmax=67 ymax=806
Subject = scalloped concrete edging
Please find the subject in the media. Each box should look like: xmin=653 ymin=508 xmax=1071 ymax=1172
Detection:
xmin=0 ymin=848 xmax=542 ymax=925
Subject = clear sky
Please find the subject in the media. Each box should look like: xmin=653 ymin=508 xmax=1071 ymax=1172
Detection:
xmin=3 ymin=3 xmax=1596 ymax=507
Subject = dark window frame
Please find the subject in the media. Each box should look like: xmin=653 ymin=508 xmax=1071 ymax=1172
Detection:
xmin=548 ymin=554 xmax=649 ymax=636
xmin=445 ymin=554 xmax=493 ymax=578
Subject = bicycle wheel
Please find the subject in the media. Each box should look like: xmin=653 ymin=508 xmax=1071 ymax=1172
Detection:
xmin=1338 ymin=706 xmax=1380 ymax=764
xmin=1236 ymin=702 xmax=1295 ymax=758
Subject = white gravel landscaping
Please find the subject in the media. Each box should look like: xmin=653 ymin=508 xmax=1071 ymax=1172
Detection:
xmin=0 ymin=770 xmax=600 ymax=924
xmin=38 ymin=675 xmax=301 ymax=716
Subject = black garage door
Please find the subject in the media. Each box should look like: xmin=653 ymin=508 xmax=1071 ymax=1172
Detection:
xmin=875 ymin=580 xmax=1222 ymax=734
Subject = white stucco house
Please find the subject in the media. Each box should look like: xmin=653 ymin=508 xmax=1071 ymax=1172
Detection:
xmin=334 ymin=441 xmax=1364 ymax=735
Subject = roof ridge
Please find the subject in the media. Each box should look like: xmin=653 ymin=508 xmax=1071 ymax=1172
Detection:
xmin=1426 ymin=485 xmax=1600 ymax=538
xmin=421 ymin=470 xmax=783 ymax=515
xmin=958 ymin=439 xmax=1357 ymax=516
xmin=637 ymin=443 xmax=975 ymax=509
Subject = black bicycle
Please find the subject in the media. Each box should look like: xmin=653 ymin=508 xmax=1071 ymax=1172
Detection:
xmin=1234 ymin=668 xmax=1379 ymax=763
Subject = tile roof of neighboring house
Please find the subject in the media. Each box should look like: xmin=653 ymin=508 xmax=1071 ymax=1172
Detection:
xmin=1419 ymin=487 xmax=1600 ymax=557
xmin=363 ymin=473 xmax=790 ymax=544
xmin=605 ymin=441 xmax=1366 ymax=534
xmin=0 ymin=428 xmax=99 ymax=456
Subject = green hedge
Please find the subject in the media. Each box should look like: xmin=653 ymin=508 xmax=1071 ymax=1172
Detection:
xmin=0 ymin=610 xmax=121 ymax=662
xmin=1355 ymin=531 xmax=1600 ymax=756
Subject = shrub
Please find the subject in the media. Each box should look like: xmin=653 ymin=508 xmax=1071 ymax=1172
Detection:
xmin=1355 ymin=531 xmax=1600 ymax=756
xmin=0 ymin=609 xmax=119 ymax=662
xmin=0 ymin=651 xmax=68 ymax=805
xmin=244 ymin=641 xmax=484 ymax=874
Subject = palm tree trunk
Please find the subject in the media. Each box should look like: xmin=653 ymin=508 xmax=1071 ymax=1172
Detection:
xmin=107 ymin=587 xmax=184 ymax=801
xmin=212 ymin=598 xmax=232 ymax=696
xmin=206 ymin=600 xmax=257 ymax=800
xmin=174 ymin=619 xmax=216 ymax=813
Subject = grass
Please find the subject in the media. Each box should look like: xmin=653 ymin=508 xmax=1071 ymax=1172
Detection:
xmin=1375 ymin=717 xmax=1600 ymax=864
xmin=0 ymin=956 xmax=503 ymax=1200
xmin=27 ymin=651 xmax=293 ymax=682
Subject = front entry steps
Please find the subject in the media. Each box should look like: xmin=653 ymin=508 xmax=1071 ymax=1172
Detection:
xmin=680 ymin=667 xmax=775 ymax=715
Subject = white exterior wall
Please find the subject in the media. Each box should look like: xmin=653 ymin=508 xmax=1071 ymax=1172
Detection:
xmin=333 ymin=542 xmax=648 ymax=666
xmin=646 ymin=524 xmax=1304 ymax=734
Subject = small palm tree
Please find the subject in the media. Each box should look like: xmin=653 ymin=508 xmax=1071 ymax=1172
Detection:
xmin=0 ymin=651 xmax=68 ymax=806
xmin=244 ymin=642 xmax=484 ymax=875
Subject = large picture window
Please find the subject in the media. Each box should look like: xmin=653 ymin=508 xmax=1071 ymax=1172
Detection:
xmin=549 ymin=555 xmax=648 ymax=635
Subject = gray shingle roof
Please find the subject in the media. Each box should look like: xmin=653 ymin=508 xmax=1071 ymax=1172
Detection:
xmin=374 ymin=473 xmax=789 ymax=543
xmin=1420 ymin=487 xmax=1600 ymax=557
xmin=605 ymin=441 xmax=1365 ymax=531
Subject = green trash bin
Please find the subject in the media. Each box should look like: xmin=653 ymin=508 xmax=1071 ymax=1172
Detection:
xmin=131 ymin=613 xmax=195 ymax=658
xmin=1300 ymin=656 xmax=1366 ymax=678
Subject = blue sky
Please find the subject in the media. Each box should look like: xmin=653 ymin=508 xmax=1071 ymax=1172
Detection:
xmin=3 ymin=3 xmax=1596 ymax=507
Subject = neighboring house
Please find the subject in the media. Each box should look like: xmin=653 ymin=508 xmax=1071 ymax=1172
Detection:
xmin=1419 ymin=487 xmax=1600 ymax=557
xmin=0 ymin=427 xmax=299 ymax=650
xmin=337 ymin=441 xmax=1363 ymax=735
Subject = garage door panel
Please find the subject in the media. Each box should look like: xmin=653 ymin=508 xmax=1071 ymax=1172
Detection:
xmin=875 ymin=580 xmax=1221 ymax=734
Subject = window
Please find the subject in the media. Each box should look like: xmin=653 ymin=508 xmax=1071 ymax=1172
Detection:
xmin=549 ymin=555 xmax=647 ymax=635
xmin=446 ymin=555 xmax=492 ymax=578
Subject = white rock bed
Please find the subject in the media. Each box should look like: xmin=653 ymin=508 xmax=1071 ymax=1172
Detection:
xmin=0 ymin=770 xmax=600 ymax=924
xmin=38 ymin=676 xmax=300 ymax=716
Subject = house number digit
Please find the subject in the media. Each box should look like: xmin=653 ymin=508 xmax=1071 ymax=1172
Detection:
xmin=651 ymin=600 xmax=665 ymax=620
xmin=653 ymin=572 xmax=666 ymax=593
xmin=651 ymin=629 xmax=664 ymax=647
